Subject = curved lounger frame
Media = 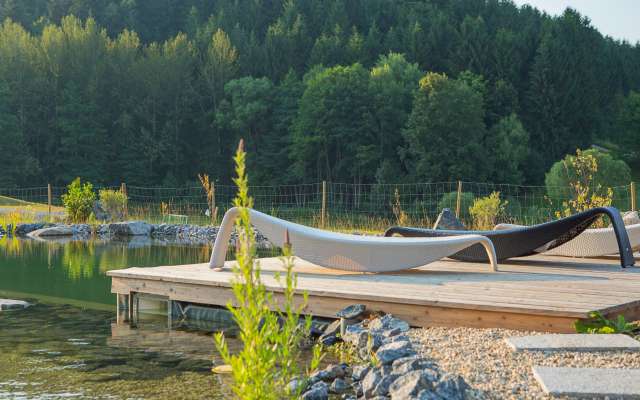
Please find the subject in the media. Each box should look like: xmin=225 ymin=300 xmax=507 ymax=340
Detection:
xmin=210 ymin=207 xmax=498 ymax=272
xmin=384 ymin=207 xmax=635 ymax=268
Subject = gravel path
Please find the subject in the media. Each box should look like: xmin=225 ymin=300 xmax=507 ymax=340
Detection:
xmin=409 ymin=327 xmax=640 ymax=399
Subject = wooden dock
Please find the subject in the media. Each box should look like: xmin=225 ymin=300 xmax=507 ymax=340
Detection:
xmin=107 ymin=255 xmax=640 ymax=333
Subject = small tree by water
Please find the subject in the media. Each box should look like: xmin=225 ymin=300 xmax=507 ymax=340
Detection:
xmin=214 ymin=140 xmax=320 ymax=399
xmin=62 ymin=178 xmax=95 ymax=223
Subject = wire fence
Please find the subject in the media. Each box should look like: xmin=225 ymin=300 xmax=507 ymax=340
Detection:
xmin=0 ymin=181 xmax=637 ymax=232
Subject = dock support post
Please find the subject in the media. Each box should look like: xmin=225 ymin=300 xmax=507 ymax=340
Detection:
xmin=116 ymin=293 xmax=129 ymax=324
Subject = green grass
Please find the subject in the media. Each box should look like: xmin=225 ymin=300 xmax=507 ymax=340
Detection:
xmin=0 ymin=195 xmax=64 ymax=212
xmin=0 ymin=195 xmax=33 ymax=206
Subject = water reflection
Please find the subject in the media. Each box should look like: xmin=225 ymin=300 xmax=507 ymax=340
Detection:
xmin=0 ymin=238 xmax=212 ymax=307
xmin=0 ymin=303 xmax=229 ymax=399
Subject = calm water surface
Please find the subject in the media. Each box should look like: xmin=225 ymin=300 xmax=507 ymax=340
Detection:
xmin=0 ymin=238 xmax=232 ymax=399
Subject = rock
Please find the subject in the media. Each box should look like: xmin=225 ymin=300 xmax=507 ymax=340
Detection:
xmin=375 ymin=340 xmax=415 ymax=365
xmin=392 ymin=356 xmax=438 ymax=377
xmin=323 ymin=319 xmax=342 ymax=337
xmin=368 ymin=314 xmax=410 ymax=333
xmin=433 ymin=208 xmax=466 ymax=230
xmin=319 ymin=334 xmax=338 ymax=346
xmin=434 ymin=374 xmax=470 ymax=400
xmin=318 ymin=364 xmax=347 ymax=380
xmin=382 ymin=328 xmax=402 ymax=338
xmin=362 ymin=368 xmax=383 ymax=398
xmin=384 ymin=334 xmax=410 ymax=345
xmin=336 ymin=304 xmax=366 ymax=319
xmin=14 ymin=223 xmax=46 ymax=236
xmin=288 ymin=377 xmax=309 ymax=394
xmin=108 ymin=221 xmax=152 ymax=236
xmin=330 ymin=378 xmax=350 ymax=394
xmin=302 ymin=381 xmax=329 ymax=400
xmin=342 ymin=324 xmax=368 ymax=348
xmin=0 ymin=299 xmax=30 ymax=310
xmin=28 ymin=225 xmax=74 ymax=237
xmin=310 ymin=320 xmax=328 ymax=337
xmin=388 ymin=370 xmax=435 ymax=399
xmin=417 ymin=389 xmax=444 ymax=400
xmin=93 ymin=201 xmax=111 ymax=221
xmin=372 ymin=373 xmax=400 ymax=397
xmin=352 ymin=365 xmax=370 ymax=381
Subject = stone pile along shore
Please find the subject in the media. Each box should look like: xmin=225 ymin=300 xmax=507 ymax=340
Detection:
xmin=1 ymin=221 xmax=273 ymax=248
xmin=296 ymin=305 xmax=470 ymax=400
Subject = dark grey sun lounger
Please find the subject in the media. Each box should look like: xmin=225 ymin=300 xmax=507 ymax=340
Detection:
xmin=384 ymin=207 xmax=635 ymax=268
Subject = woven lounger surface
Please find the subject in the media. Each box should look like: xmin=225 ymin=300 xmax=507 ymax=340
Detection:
xmin=385 ymin=207 xmax=635 ymax=268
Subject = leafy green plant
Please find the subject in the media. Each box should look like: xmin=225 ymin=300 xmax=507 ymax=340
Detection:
xmin=574 ymin=311 xmax=637 ymax=334
xmin=469 ymin=191 xmax=508 ymax=230
xmin=214 ymin=140 xmax=320 ymax=399
xmin=99 ymin=189 xmax=128 ymax=221
xmin=62 ymin=178 xmax=96 ymax=223
xmin=551 ymin=149 xmax=616 ymax=228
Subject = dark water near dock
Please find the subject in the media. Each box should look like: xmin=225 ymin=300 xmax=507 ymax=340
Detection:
xmin=0 ymin=238 xmax=231 ymax=399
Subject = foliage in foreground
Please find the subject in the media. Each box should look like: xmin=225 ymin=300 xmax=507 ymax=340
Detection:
xmin=62 ymin=178 xmax=95 ymax=223
xmin=574 ymin=311 xmax=637 ymax=335
xmin=214 ymin=141 xmax=320 ymax=399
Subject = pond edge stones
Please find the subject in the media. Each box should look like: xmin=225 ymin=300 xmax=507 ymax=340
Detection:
xmin=0 ymin=299 xmax=30 ymax=311
xmin=299 ymin=305 xmax=471 ymax=400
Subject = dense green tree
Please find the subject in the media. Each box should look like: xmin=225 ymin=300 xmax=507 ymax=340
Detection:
xmin=402 ymin=72 xmax=489 ymax=182
xmin=293 ymin=63 xmax=374 ymax=183
xmin=616 ymin=91 xmax=640 ymax=165
xmin=0 ymin=0 xmax=638 ymax=188
xmin=488 ymin=114 xmax=529 ymax=184
xmin=369 ymin=53 xmax=422 ymax=182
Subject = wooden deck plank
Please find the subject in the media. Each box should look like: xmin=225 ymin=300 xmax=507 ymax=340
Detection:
xmin=107 ymin=254 xmax=640 ymax=332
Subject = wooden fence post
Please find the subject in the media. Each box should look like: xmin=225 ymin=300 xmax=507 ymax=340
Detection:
xmin=211 ymin=182 xmax=217 ymax=225
xmin=321 ymin=181 xmax=327 ymax=228
xmin=631 ymin=181 xmax=637 ymax=212
xmin=455 ymin=180 xmax=462 ymax=218
xmin=47 ymin=184 xmax=52 ymax=218
xmin=121 ymin=182 xmax=128 ymax=219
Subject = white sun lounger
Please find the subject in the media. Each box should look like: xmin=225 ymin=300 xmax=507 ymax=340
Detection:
xmin=210 ymin=207 xmax=498 ymax=272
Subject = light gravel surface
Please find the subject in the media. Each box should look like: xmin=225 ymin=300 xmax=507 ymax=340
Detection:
xmin=408 ymin=327 xmax=640 ymax=399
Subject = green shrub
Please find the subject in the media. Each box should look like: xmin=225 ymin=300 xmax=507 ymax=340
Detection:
xmin=437 ymin=191 xmax=474 ymax=218
xmin=548 ymin=149 xmax=619 ymax=227
xmin=545 ymin=148 xmax=631 ymax=201
xmin=469 ymin=191 xmax=508 ymax=230
xmin=99 ymin=189 xmax=128 ymax=221
xmin=214 ymin=141 xmax=320 ymax=399
xmin=574 ymin=311 xmax=637 ymax=334
xmin=62 ymin=178 xmax=96 ymax=223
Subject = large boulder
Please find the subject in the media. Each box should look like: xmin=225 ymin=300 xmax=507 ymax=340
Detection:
xmin=108 ymin=221 xmax=152 ymax=236
xmin=14 ymin=223 xmax=47 ymax=236
xmin=28 ymin=225 xmax=74 ymax=238
xmin=432 ymin=208 xmax=466 ymax=230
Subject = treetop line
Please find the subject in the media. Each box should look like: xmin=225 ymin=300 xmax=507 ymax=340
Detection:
xmin=0 ymin=0 xmax=638 ymax=189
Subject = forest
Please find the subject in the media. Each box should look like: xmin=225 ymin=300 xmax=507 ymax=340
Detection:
xmin=0 ymin=0 xmax=639 ymax=188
